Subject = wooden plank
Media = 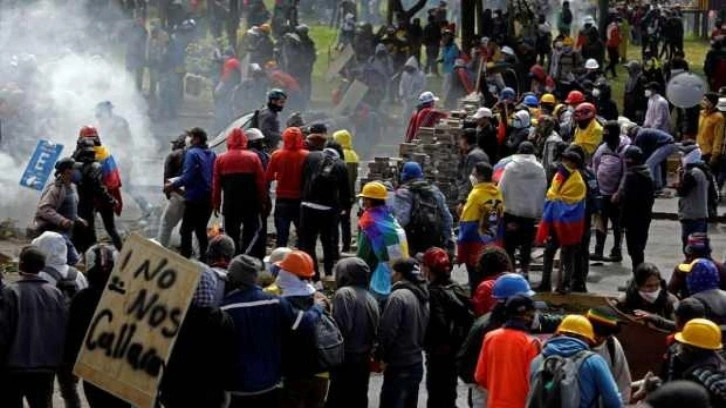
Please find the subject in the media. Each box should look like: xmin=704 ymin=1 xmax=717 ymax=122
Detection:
xmin=332 ymin=80 xmax=369 ymax=117
xmin=73 ymin=233 xmax=202 ymax=408
xmin=325 ymin=44 xmax=354 ymax=82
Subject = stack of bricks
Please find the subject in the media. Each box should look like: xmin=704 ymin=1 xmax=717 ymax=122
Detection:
xmin=359 ymin=156 xmax=400 ymax=188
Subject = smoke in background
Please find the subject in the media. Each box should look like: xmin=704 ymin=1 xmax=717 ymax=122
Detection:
xmin=0 ymin=0 xmax=159 ymax=222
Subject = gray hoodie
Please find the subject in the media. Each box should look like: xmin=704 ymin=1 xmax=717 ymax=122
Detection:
xmin=332 ymin=258 xmax=380 ymax=359
xmin=376 ymin=279 xmax=430 ymax=367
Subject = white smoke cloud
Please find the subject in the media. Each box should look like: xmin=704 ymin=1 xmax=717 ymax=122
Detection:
xmin=0 ymin=0 xmax=159 ymax=223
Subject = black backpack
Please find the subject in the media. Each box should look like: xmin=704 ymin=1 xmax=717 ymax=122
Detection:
xmin=43 ymin=266 xmax=79 ymax=307
xmin=405 ymin=181 xmax=447 ymax=251
xmin=562 ymin=9 xmax=573 ymax=25
xmin=294 ymin=309 xmax=345 ymax=372
xmin=305 ymin=153 xmax=339 ymax=199
xmin=441 ymin=283 xmax=475 ymax=348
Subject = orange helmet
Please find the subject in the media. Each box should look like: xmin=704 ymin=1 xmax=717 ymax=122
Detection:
xmin=276 ymin=250 xmax=314 ymax=278
xmin=564 ymin=90 xmax=585 ymax=105
xmin=574 ymin=102 xmax=597 ymax=121
xmin=79 ymin=125 xmax=98 ymax=138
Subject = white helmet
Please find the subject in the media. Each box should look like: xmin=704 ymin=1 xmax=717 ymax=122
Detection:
xmin=501 ymin=46 xmax=515 ymax=56
xmin=512 ymin=110 xmax=531 ymax=129
xmin=418 ymin=91 xmax=439 ymax=104
xmin=585 ymin=58 xmax=599 ymax=70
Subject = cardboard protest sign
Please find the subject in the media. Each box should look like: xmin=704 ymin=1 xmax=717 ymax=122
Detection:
xmin=74 ymin=233 xmax=202 ymax=408
xmin=325 ymin=44 xmax=354 ymax=82
xmin=332 ymin=80 xmax=369 ymax=117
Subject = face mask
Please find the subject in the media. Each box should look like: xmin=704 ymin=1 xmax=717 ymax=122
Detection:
xmin=645 ymin=90 xmax=652 ymax=98
xmin=639 ymin=288 xmax=661 ymax=304
xmin=184 ymin=136 xmax=192 ymax=147
xmin=469 ymin=174 xmax=479 ymax=186
xmin=554 ymin=41 xmax=563 ymax=49
xmin=592 ymin=88 xmax=601 ymax=97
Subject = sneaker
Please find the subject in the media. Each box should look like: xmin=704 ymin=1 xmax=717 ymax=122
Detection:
xmin=590 ymin=253 xmax=604 ymax=261
xmin=607 ymin=251 xmax=623 ymax=263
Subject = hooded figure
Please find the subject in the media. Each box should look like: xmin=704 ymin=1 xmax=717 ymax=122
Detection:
xmin=399 ymin=56 xmax=426 ymax=119
xmin=266 ymin=127 xmax=310 ymax=247
xmin=623 ymin=61 xmax=648 ymax=122
xmin=327 ymin=258 xmax=381 ymax=408
xmin=33 ymin=231 xmax=88 ymax=291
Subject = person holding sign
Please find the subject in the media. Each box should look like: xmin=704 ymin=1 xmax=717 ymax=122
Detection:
xmin=0 ymin=246 xmax=67 ymax=408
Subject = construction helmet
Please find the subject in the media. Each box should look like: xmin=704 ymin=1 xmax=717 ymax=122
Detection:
xmin=276 ymin=250 xmax=315 ymax=279
xmin=540 ymin=93 xmax=556 ymax=104
xmin=358 ymin=181 xmax=388 ymax=201
xmin=268 ymin=88 xmax=287 ymax=101
xmin=492 ymin=273 xmax=535 ymax=299
xmin=574 ymin=102 xmax=597 ymax=121
xmin=565 ymin=90 xmax=585 ymax=105
xmin=585 ymin=58 xmax=600 ymax=70
xmin=499 ymin=87 xmax=516 ymax=102
xmin=675 ymin=318 xmax=723 ymax=350
xmin=557 ymin=315 xmax=596 ymax=343
xmin=79 ymin=125 xmax=98 ymax=138
xmin=524 ymin=95 xmax=539 ymax=107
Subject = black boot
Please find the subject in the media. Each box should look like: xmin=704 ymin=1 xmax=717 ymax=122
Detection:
xmin=590 ymin=231 xmax=606 ymax=260
xmin=607 ymin=248 xmax=623 ymax=263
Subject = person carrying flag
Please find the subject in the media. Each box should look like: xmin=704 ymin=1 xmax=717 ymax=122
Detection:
xmin=536 ymin=145 xmax=587 ymax=294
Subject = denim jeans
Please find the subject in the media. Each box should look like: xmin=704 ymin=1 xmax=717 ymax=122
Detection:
xmin=380 ymin=362 xmax=424 ymax=408
xmin=646 ymin=143 xmax=679 ymax=190
xmin=274 ymin=199 xmax=301 ymax=247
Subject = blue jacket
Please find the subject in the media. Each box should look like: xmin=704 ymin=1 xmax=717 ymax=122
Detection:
xmin=172 ymin=145 xmax=216 ymax=203
xmin=442 ymin=44 xmax=460 ymax=74
xmin=530 ymin=336 xmax=622 ymax=408
xmin=634 ymin=128 xmax=674 ymax=159
xmin=220 ymin=286 xmax=322 ymax=395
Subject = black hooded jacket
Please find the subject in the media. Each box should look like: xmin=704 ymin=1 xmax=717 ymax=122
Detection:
xmin=376 ymin=279 xmax=430 ymax=368
xmin=332 ymin=258 xmax=380 ymax=360
xmin=621 ymin=164 xmax=655 ymax=227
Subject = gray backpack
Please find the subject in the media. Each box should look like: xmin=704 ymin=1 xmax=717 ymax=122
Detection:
xmin=527 ymin=350 xmax=595 ymax=408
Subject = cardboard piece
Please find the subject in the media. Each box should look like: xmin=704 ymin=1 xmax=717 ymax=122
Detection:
xmin=73 ymin=233 xmax=202 ymax=408
xmin=20 ymin=139 xmax=64 ymax=191
xmin=325 ymin=44 xmax=354 ymax=82
xmin=332 ymin=80 xmax=369 ymax=117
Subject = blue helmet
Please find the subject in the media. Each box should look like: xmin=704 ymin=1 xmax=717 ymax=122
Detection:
xmin=492 ymin=273 xmax=535 ymax=299
xmin=524 ymin=95 xmax=539 ymax=107
xmin=499 ymin=87 xmax=516 ymax=102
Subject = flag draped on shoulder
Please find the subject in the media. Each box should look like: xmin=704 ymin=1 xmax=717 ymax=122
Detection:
xmin=536 ymin=165 xmax=586 ymax=246
xmin=95 ymin=146 xmax=123 ymax=214
xmin=359 ymin=206 xmax=409 ymax=296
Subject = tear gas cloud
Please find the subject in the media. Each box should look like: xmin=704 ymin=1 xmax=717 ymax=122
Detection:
xmin=0 ymin=0 xmax=159 ymax=222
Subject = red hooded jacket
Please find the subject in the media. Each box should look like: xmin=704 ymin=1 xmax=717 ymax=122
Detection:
xmin=212 ymin=129 xmax=267 ymax=214
xmin=266 ymin=127 xmax=309 ymax=200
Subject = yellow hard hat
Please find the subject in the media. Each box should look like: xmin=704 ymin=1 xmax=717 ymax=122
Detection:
xmin=556 ymin=315 xmax=596 ymax=343
xmin=675 ymin=318 xmax=723 ymax=350
xmin=260 ymin=23 xmax=271 ymax=33
xmin=358 ymin=181 xmax=388 ymax=200
xmin=540 ymin=93 xmax=556 ymax=104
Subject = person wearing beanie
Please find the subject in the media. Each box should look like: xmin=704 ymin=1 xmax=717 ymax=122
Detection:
xmin=161 ymin=263 xmax=234 ymax=408
xmin=498 ymin=141 xmax=547 ymax=278
xmin=332 ymin=130 xmax=360 ymax=252
xmin=643 ymin=81 xmax=672 ymax=133
xmin=392 ymin=161 xmax=453 ymax=255
xmin=266 ymin=127 xmax=309 ymax=247
xmin=586 ymin=307 xmax=632 ymax=404
xmin=620 ymin=145 xmax=656 ymax=271
xmin=305 ymin=123 xmax=329 ymax=151
xmin=375 ymin=258 xmax=430 ymax=408
xmin=475 ymin=294 xmax=542 ymax=407
xmin=299 ymin=139 xmax=350 ymax=280
xmin=275 ymin=250 xmax=330 ymax=408
xmin=205 ymin=234 xmax=236 ymax=303
xmin=327 ymin=257 xmax=380 ymax=408
xmin=422 ymin=247 xmax=472 ymax=407
xmin=458 ymin=161 xmax=503 ymax=293
xmin=221 ymin=254 xmax=323 ymax=406
xmin=697 ymin=92 xmax=726 ymax=168
xmin=668 ymin=233 xmax=726 ymax=298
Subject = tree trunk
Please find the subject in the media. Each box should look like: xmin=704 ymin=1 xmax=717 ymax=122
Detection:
xmin=388 ymin=0 xmax=428 ymax=25
xmin=227 ymin=0 xmax=240 ymax=51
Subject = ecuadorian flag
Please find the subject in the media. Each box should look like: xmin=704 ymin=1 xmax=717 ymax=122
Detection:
xmin=457 ymin=183 xmax=504 ymax=266
xmin=95 ymin=146 xmax=123 ymax=214
xmin=536 ymin=165 xmax=586 ymax=246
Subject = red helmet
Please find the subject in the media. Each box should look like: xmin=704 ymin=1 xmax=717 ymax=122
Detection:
xmin=79 ymin=125 xmax=98 ymax=138
xmin=574 ymin=102 xmax=597 ymax=121
xmin=529 ymin=64 xmax=546 ymax=81
xmin=565 ymin=90 xmax=585 ymax=105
